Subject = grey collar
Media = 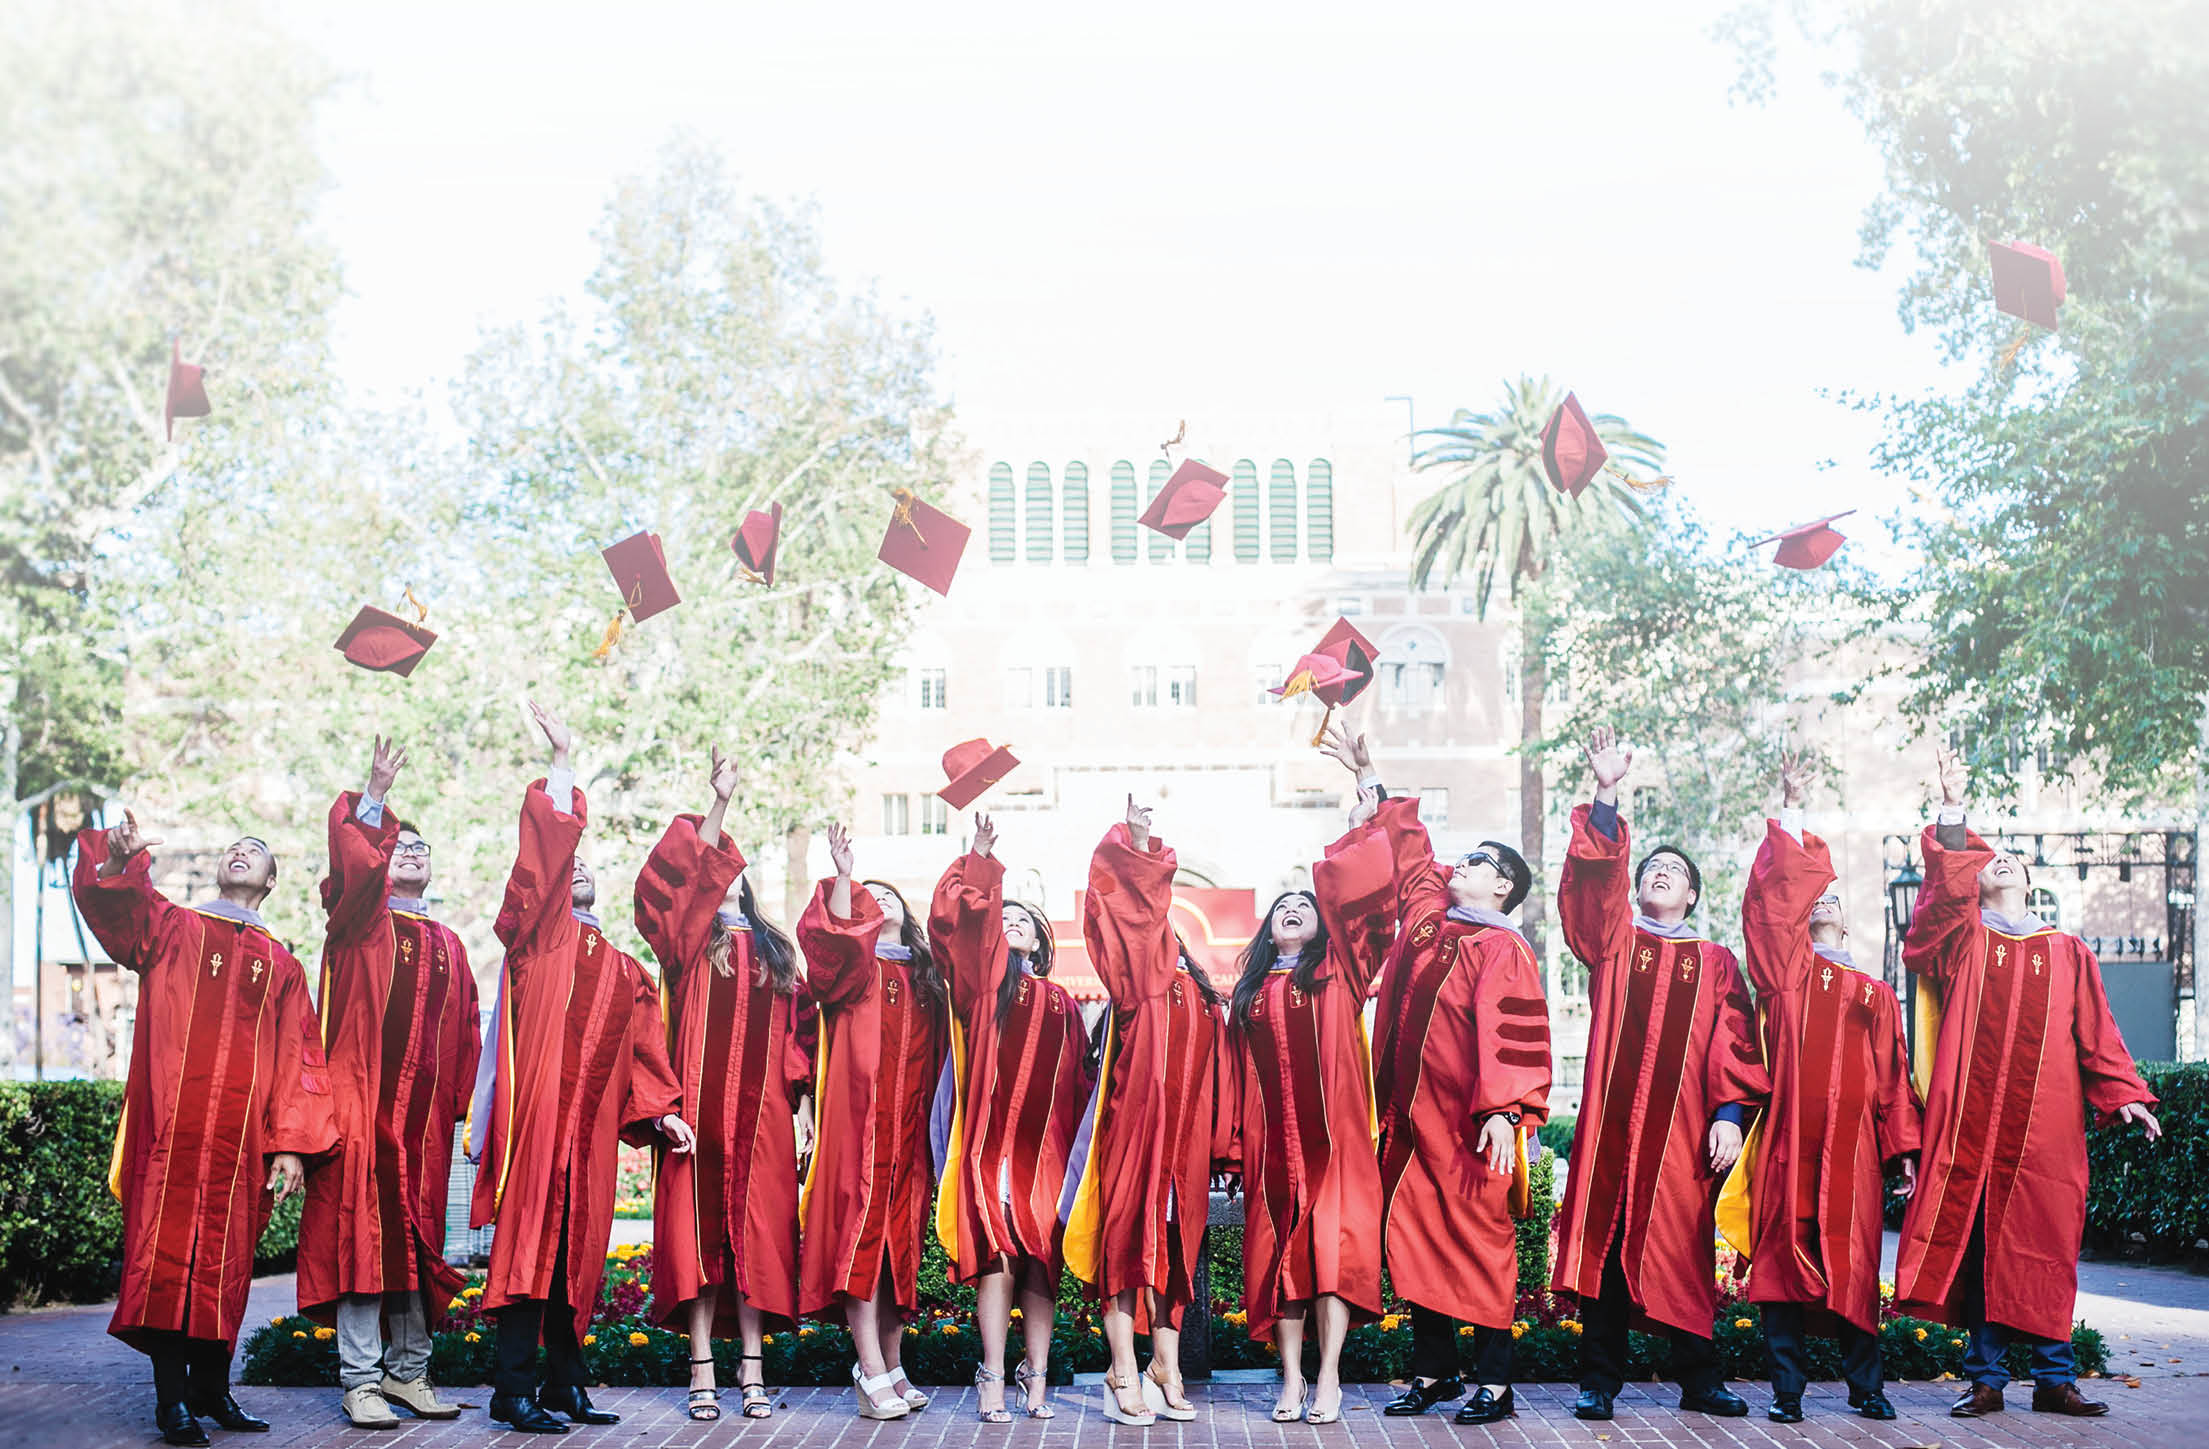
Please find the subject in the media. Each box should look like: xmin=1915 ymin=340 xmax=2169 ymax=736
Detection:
xmin=388 ymin=895 xmax=434 ymax=917
xmin=1812 ymin=942 xmax=1857 ymax=969
xmin=192 ymin=899 xmax=267 ymax=930
xmin=876 ymin=942 xmax=913 ymax=961
xmin=1447 ymin=904 xmax=1528 ymax=945
xmin=1633 ymin=913 xmax=1701 ymax=941
xmin=1981 ymin=907 xmax=2050 ymax=937
xmin=572 ymin=908 xmax=602 ymax=930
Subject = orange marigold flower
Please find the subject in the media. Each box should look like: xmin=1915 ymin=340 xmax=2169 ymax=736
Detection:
xmin=314 ymin=1326 xmax=335 ymax=1341
xmin=1733 ymin=1317 xmax=1753 ymax=1329
xmin=465 ymin=1331 xmax=481 ymax=1343
xmin=583 ymin=1334 xmax=597 ymax=1347
xmin=627 ymin=1331 xmax=649 ymax=1346
xmin=1914 ymin=1327 xmax=1928 ymax=1341
xmin=291 ymin=1330 xmax=307 ymax=1340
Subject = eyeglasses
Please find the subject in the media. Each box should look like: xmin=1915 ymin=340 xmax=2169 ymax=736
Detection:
xmin=1815 ymin=893 xmax=1841 ymax=908
xmin=394 ymin=840 xmax=432 ymax=858
xmin=1643 ymin=858 xmax=1692 ymax=879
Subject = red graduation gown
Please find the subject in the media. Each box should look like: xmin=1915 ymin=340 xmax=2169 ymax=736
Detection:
xmin=1365 ymin=800 xmax=1552 ymax=1331
xmin=928 ymin=851 xmax=1090 ymax=1283
xmin=298 ymin=792 xmax=482 ymax=1327
xmin=1738 ymin=820 xmax=1919 ymax=1332
xmin=1072 ymin=824 xmax=1229 ymax=1327
xmin=1894 ymin=824 xmax=2155 ymax=1343
xmin=71 ymin=830 xmax=336 ymax=1352
xmin=469 ymin=781 xmax=683 ymax=1341
xmin=1224 ymin=820 xmax=1395 ymax=1343
xmin=1550 ymin=805 xmax=1767 ymax=1339
xmin=794 ymin=884 xmax=949 ymax=1317
xmin=634 ymin=815 xmax=811 ymax=1330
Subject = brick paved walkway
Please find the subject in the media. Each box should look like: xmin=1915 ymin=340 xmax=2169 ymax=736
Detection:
xmin=4 ymin=1258 xmax=2204 ymax=1449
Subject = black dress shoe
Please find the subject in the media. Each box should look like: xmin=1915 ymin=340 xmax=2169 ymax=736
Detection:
xmin=1679 ymin=1385 xmax=1750 ymax=1417
xmin=1573 ymin=1389 xmax=1615 ymax=1420
xmin=1454 ymin=1387 xmax=1515 ymax=1424
xmin=537 ymin=1384 xmax=620 ymax=1424
xmin=186 ymin=1392 xmax=270 ymax=1432
xmin=1767 ymin=1397 xmax=1803 ymax=1423
xmin=156 ymin=1402 xmax=209 ymax=1447
xmin=488 ymin=1393 xmax=569 ymax=1434
xmin=1383 ymin=1377 xmax=1463 ymax=1415
xmin=1855 ymin=1394 xmax=1897 ymax=1421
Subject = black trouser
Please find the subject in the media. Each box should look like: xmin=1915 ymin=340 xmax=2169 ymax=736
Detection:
xmin=1760 ymin=1302 xmax=1881 ymax=1401
xmin=493 ymin=1207 xmax=588 ymax=1399
xmin=1409 ymin=1302 xmax=1512 ymax=1385
xmin=1578 ymin=1227 xmax=1720 ymax=1397
xmin=146 ymin=1331 xmax=233 ymax=1405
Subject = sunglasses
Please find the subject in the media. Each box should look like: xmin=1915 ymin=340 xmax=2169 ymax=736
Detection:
xmin=1457 ymin=851 xmax=1497 ymax=871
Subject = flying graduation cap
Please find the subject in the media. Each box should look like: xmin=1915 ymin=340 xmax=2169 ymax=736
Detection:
xmin=878 ymin=487 xmax=970 ymax=596
xmin=1750 ymin=510 xmax=1856 ymax=570
xmin=1540 ymin=392 xmax=1671 ymax=498
xmin=937 ymin=738 xmax=1020 ymax=810
xmin=592 ymin=531 xmax=680 ymax=659
xmin=1271 ymin=617 xmax=1380 ymax=744
xmin=164 ymin=339 xmax=211 ymax=442
xmin=334 ymin=596 xmax=437 ymax=677
xmin=1138 ymin=459 xmax=1229 ymax=540
xmin=731 ymin=502 xmax=782 ymax=586
xmin=1988 ymin=240 xmax=2066 ymax=331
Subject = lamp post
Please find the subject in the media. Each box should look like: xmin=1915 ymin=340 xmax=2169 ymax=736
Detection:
xmin=1887 ymin=862 xmax=1923 ymax=1061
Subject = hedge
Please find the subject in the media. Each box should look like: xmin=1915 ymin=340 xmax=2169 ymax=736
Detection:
xmin=2085 ymin=1061 xmax=2209 ymax=1257
xmin=0 ymin=1080 xmax=301 ymax=1309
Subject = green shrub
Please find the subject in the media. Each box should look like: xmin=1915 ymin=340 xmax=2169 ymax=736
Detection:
xmin=1537 ymin=1113 xmax=1575 ymax=1161
xmin=1516 ymin=1154 xmax=1555 ymax=1291
xmin=2085 ymin=1061 xmax=2208 ymax=1257
xmin=0 ymin=1079 xmax=304 ymax=1308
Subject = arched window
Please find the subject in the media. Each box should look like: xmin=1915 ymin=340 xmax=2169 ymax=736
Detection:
xmin=2027 ymin=887 xmax=2062 ymax=928
xmin=1306 ymin=459 xmax=1333 ymax=561
xmin=1062 ymin=461 xmax=1089 ymax=563
xmin=1268 ymin=459 xmax=1299 ymax=562
xmin=1110 ymin=461 xmax=1137 ymax=564
xmin=1232 ymin=459 xmax=1260 ymax=562
xmin=1024 ymin=462 xmax=1053 ymax=564
xmin=1146 ymin=460 xmax=1175 ymax=562
xmin=1378 ymin=624 xmax=1449 ymax=714
xmin=987 ymin=462 xmax=1016 ymax=564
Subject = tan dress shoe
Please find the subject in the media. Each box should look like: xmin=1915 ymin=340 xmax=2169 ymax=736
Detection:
xmin=342 ymin=1385 xmax=399 ymax=1428
xmin=379 ymin=1377 xmax=462 ymax=1419
xmin=1950 ymin=1383 xmax=2005 ymax=1417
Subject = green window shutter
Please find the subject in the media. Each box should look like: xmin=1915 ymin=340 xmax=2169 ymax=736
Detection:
xmin=1111 ymin=461 xmax=1137 ymax=564
xmin=988 ymin=463 xmax=1016 ymax=564
xmin=1185 ymin=460 xmax=1212 ymax=563
xmin=1025 ymin=462 xmax=1053 ymax=563
xmin=1062 ymin=462 xmax=1089 ymax=562
xmin=1232 ymin=459 xmax=1260 ymax=562
xmin=1269 ymin=459 xmax=1298 ymax=562
xmin=1146 ymin=461 xmax=1175 ymax=561
xmin=1306 ymin=458 xmax=1333 ymax=562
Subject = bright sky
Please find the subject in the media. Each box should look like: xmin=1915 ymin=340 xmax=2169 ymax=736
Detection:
xmin=283 ymin=0 xmax=1959 ymax=568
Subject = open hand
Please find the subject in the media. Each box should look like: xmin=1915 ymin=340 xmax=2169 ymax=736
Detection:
xmin=1778 ymin=748 xmax=1809 ymax=809
xmin=1476 ymin=1114 xmax=1516 ymax=1177
xmin=708 ymin=745 xmax=740 ymax=803
xmin=1707 ymin=1118 xmax=1745 ymax=1174
xmin=2119 ymin=1101 xmax=2163 ymax=1142
xmin=107 ymin=809 xmax=162 ymax=866
xmin=972 ymin=813 xmax=998 ymax=859
xmin=1936 ymin=742 xmax=1967 ymax=808
xmin=1347 ymin=783 xmax=1380 ymax=829
xmin=266 ymin=1152 xmax=305 ymax=1205
xmin=1893 ymin=1156 xmax=1918 ymax=1198
xmin=1585 ymin=725 xmax=1633 ymax=791
xmin=827 ymin=822 xmax=855 ymax=879
xmin=660 ymin=1115 xmax=697 ymax=1154
xmin=1126 ymin=794 xmax=1154 ymax=850
xmin=527 ymin=699 xmax=573 ymax=761
xmin=367 ymin=734 xmax=409 ymax=800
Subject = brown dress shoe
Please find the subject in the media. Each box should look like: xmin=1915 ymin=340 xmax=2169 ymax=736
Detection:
xmin=1950 ymin=1383 xmax=2005 ymax=1416
xmin=2031 ymin=1383 xmax=2109 ymax=1416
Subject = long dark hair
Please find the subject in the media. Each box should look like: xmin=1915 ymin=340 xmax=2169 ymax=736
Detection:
xmin=862 ymin=878 xmax=945 ymax=1008
xmin=708 ymin=876 xmax=800 ymax=992
xmin=1175 ymin=932 xmax=1225 ymax=1010
xmin=995 ymin=900 xmax=1054 ymax=1025
xmin=1229 ymin=891 xmax=1328 ymax=1029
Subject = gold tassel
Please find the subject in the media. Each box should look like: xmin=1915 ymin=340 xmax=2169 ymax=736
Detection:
xmin=1309 ymin=703 xmax=1336 ymax=749
xmin=1602 ymin=461 xmax=1674 ymax=493
xmin=1997 ymin=324 xmax=2035 ymax=373
xmin=403 ymin=586 xmax=430 ymax=624
xmin=1160 ymin=418 xmax=1187 ymax=457
xmin=590 ymin=610 xmax=626 ymax=661
xmin=890 ymin=487 xmax=929 ymax=547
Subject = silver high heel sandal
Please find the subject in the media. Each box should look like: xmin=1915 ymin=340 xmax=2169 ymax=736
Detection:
xmin=973 ymin=1364 xmax=1013 ymax=1423
xmin=1013 ymin=1359 xmax=1056 ymax=1419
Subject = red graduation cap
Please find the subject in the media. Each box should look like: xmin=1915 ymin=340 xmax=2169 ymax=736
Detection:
xmin=601 ymin=531 xmax=680 ymax=623
xmin=1541 ymin=392 xmax=1610 ymax=498
xmin=1312 ymin=617 xmax=1380 ymax=708
xmin=937 ymin=738 xmax=1020 ymax=810
xmin=164 ymin=338 xmax=211 ymax=442
xmin=878 ymin=488 xmax=970 ymax=596
xmin=334 ymin=605 xmax=437 ymax=677
xmin=731 ymin=502 xmax=782 ymax=585
xmin=1988 ymin=240 xmax=2066 ymax=331
xmin=1138 ymin=459 xmax=1228 ymax=540
xmin=1751 ymin=510 xmax=1856 ymax=570
xmin=1270 ymin=652 xmax=1349 ymax=699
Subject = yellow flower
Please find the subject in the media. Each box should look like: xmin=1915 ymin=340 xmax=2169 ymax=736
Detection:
xmin=1734 ymin=1317 xmax=1753 ymax=1329
xmin=1511 ymin=1324 xmax=1527 ymax=1340
xmin=1458 ymin=1325 xmax=1478 ymax=1338
xmin=314 ymin=1326 xmax=335 ymax=1341
xmin=905 ymin=1326 xmax=919 ymax=1336
xmin=764 ymin=1334 xmax=776 ymax=1346
xmin=465 ymin=1331 xmax=481 ymax=1343
xmin=463 ymin=1285 xmax=483 ymax=1299
xmin=583 ymin=1334 xmax=597 ymax=1347
xmin=1915 ymin=1327 xmax=1928 ymax=1341
xmin=799 ymin=1325 xmax=815 ymax=1337
xmin=449 ymin=1297 xmax=467 ymax=1312
xmin=941 ymin=1324 xmax=959 ymax=1337
xmin=1381 ymin=1314 xmax=1403 ymax=1331
xmin=1223 ymin=1310 xmax=1247 ymax=1327
xmin=627 ymin=1331 xmax=649 ymax=1347
xmin=269 ymin=1315 xmax=284 ymax=1326
xmin=1951 ymin=1337 xmax=1965 ymax=1347
xmin=291 ymin=1330 xmax=307 ymax=1340
xmin=1562 ymin=1319 xmax=1583 ymax=1335
xmin=1088 ymin=1326 xmax=1102 ymax=1336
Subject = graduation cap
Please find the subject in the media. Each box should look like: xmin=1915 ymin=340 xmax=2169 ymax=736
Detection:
xmin=164 ymin=339 xmax=211 ymax=442
xmin=878 ymin=487 xmax=970 ymax=596
xmin=1989 ymin=240 xmax=2066 ymax=331
xmin=1750 ymin=510 xmax=1856 ymax=570
xmin=1137 ymin=459 xmax=1229 ymax=540
xmin=1540 ymin=392 xmax=1672 ymax=497
xmin=334 ymin=602 xmax=437 ymax=677
xmin=731 ymin=502 xmax=782 ymax=586
xmin=1271 ymin=652 xmax=1350 ymax=700
xmin=1272 ymin=617 xmax=1381 ymax=744
xmin=593 ymin=531 xmax=680 ymax=659
xmin=937 ymin=738 xmax=1020 ymax=810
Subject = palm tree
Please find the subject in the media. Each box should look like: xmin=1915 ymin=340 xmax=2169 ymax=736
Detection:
xmin=1406 ymin=375 xmax=1665 ymax=975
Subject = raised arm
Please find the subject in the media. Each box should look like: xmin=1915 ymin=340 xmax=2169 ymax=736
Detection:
xmin=928 ymin=814 xmax=1007 ymax=1023
xmin=1313 ymin=787 xmax=1401 ymax=997
xmin=1083 ymin=800 xmax=1179 ymax=1005
xmin=70 ymin=815 xmax=182 ymax=973
xmin=1558 ymin=726 xmax=1636 ymax=977
xmin=797 ymin=829 xmax=885 ymax=1014
xmin=494 ymin=702 xmax=587 ymax=952
xmin=633 ymin=811 xmax=745 ymax=986
xmin=1902 ymin=745 xmax=1993 ymax=984
xmin=1740 ymin=821 xmax=1834 ymax=996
